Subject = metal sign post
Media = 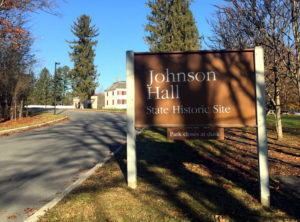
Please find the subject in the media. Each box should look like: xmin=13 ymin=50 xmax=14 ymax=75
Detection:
xmin=255 ymin=46 xmax=270 ymax=207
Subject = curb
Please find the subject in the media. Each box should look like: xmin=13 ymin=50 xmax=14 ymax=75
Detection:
xmin=0 ymin=116 xmax=69 ymax=136
xmin=24 ymin=144 xmax=124 ymax=222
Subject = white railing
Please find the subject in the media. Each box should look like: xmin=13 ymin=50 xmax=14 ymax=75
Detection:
xmin=26 ymin=105 xmax=75 ymax=109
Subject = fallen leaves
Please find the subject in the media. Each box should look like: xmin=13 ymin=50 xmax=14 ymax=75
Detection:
xmin=72 ymin=174 xmax=79 ymax=182
xmin=24 ymin=207 xmax=40 ymax=217
xmin=39 ymin=199 xmax=51 ymax=204
xmin=183 ymin=162 xmax=211 ymax=176
xmin=7 ymin=215 xmax=16 ymax=220
xmin=214 ymin=214 xmax=230 ymax=222
xmin=0 ymin=114 xmax=69 ymax=137
xmin=171 ymin=210 xmax=180 ymax=215
xmin=246 ymin=195 xmax=258 ymax=203
xmin=222 ymin=128 xmax=300 ymax=178
xmin=222 ymin=183 xmax=234 ymax=189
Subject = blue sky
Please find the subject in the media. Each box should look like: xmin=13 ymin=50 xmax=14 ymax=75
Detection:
xmin=30 ymin=0 xmax=221 ymax=93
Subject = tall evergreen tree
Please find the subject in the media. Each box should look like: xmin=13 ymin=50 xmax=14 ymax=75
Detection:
xmin=67 ymin=14 xmax=99 ymax=105
xmin=145 ymin=0 xmax=202 ymax=52
xmin=55 ymin=65 xmax=70 ymax=105
xmin=35 ymin=67 xmax=53 ymax=105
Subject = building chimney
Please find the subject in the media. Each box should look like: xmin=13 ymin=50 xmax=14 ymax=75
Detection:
xmin=117 ymin=77 xmax=120 ymax=82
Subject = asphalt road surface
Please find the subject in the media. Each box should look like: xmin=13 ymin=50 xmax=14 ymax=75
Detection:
xmin=0 ymin=110 xmax=126 ymax=222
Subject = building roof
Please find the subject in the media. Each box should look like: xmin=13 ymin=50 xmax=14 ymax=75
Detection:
xmin=105 ymin=81 xmax=126 ymax=91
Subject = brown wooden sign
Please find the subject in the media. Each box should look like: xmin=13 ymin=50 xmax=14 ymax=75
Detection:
xmin=134 ymin=50 xmax=257 ymax=128
xmin=167 ymin=127 xmax=224 ymax=140
xmin=127 ymin=47 xmax=270 ymax=205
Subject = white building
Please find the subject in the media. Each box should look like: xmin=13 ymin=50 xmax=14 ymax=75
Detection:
xmin=104 ymin=78 xmax=126 ymax=109
xmin=73 ymin=95 xmax=99 ymax=109
xmin=90 ymin=95 xmax=98 ymax=109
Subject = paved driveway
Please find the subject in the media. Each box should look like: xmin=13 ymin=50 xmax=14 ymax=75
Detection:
xmin=0 ymin=110 xmax=126 ymax=222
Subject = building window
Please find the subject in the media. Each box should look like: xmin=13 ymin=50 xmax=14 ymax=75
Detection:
xmin=112 ymin=91 xmax=114 ymax=96
xmin=122 ymin=99 xmax=126 ymax=104
xmin=122 ymin=91 xmax=125 ymax=95
xmin=106 ymin=92 xmax=108 ymax=96
xmin=107 ymin=100 xmax=108 ymax=105
xmin=112 ymin=100 xmax=114 ymax=105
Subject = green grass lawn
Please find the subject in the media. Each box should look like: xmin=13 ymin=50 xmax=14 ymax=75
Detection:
xmin=266 ymin=114 xmax=300 ymax=128
xmin=266 ymin=114 xmax=300 ymax=136
xmin=38 ymin=116 xmax=300 ymax=222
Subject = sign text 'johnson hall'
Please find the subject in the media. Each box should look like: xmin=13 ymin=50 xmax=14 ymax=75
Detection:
xmin=146 ymin=69 xmax=216 ymax=100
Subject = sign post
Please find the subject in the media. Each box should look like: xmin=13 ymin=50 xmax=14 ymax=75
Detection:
xmin=126 ymin=51 xmax=137 ymax=189
xmin=255 ymin=46 xmax=270 ymax=206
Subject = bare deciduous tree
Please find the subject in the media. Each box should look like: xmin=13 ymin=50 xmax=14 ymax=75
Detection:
xmin=0 ymin=0 xmax=60 ymax=120
xmin=207 ymin=0 xmax=299 ymax=139
xmin=290 ymin=0 xmax=300 ymax=101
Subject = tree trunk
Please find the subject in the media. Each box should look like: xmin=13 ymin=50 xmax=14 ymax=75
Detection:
xmin=298 ymin=82 xmax=300 ymax=103
xmin=275 ymin=100 xmax=283 ymax=140
xmin=25 ymin=105 xmax=29 ymax=117
xmin=275 ymin=70 xmax=283 ymax=139
xmin=14 ymin=102 xmax=17 ymax=119
xmin=3 ymin=99 xmax=9 ymax=120
xmin=291 ymin=0 xmax=300 ymax=102
xmin=10 ymin=103 xmax=14 ymax=120
xmin=19 ymin=99 xmax=23 ymax=118
xmin=0 ymin=102 xmax=6 ymax=120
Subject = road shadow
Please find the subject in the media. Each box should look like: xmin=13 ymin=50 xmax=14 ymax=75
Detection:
xmin=0 ymin=110 xmax=127 ymax=221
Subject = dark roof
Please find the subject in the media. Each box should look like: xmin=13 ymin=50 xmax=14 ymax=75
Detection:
xmin=105 ymin=81 xmax=126 ymax=91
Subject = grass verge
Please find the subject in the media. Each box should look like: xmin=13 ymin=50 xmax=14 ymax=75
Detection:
xmin=0 ymin=113 xmax=66 ymax=132
xmin=38 ymin=116 xmax=300 ymax=222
